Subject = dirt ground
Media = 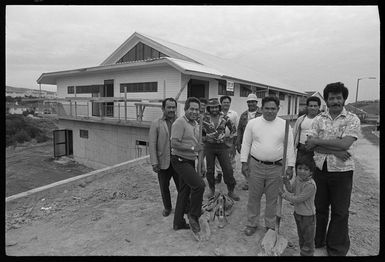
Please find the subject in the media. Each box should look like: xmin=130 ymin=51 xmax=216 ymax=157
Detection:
xmin=5 ymin=128 xmax=379 ymax=256
xmin=6 ymin=141 xmax=94 ymax=197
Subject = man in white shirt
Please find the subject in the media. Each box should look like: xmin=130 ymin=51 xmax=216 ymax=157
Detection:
xmin=214 ymin=95 xmax=239 ymax=184
xmin=293 ymin=96 xmax=321 ymax=160
xmin=240 ymin=96 xmax=295 ymax=236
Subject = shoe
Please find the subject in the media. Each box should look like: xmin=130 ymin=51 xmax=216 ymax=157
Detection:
xmin=188 ymin=214 xmax=201 ymax=234
xmin=173 ymin=223 xmax=190 ymax=230
xmin=244 ymin=226 xmax=257 ymax=236
xmin=215 ymin=173 xmax=223 ymax=184
xmin=227 ymin=191 xmax=240 ymax=201
xmin=241 ymin=183 xmax=248 ymax=190
xmin=162 ymin=209 xmax=171 ymax=217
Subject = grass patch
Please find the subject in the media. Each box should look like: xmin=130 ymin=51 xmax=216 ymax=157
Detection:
xmin=361 ymin=125 xmax=379 ymax=147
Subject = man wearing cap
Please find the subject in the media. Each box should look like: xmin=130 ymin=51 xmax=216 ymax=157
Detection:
xmin=236 ymin=93 xmax=262 ymax=190
xmin=202 ymin=98 xmax=240 ymax=201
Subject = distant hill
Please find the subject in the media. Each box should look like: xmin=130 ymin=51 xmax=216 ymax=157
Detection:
xmin=6 ymin=85 xmax=56 ymax=94
xmin=348 ymin=101 xmax=379 ymax=115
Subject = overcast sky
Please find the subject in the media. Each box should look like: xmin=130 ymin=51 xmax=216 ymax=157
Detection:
xmin=6 ymin=5 xmax=380 ymax=102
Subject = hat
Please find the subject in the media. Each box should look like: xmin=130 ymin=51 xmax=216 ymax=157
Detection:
xmin=206 ymin=98 xmax=221 ymax=107
xmin=246 ymin=93 xmax=258 ymax=102
xmin=206 ymin=98 xmax=221 ymax=113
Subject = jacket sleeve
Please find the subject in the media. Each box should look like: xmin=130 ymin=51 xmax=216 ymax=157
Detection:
xmin=236 ymin=115 xmax=244 ymax=145
xmin=148 ymin=120 xmax=158 ymax=166
xmin=283 ymin=182 xmax=316 ymax=204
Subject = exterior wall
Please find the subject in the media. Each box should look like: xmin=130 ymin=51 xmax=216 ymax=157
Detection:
xmin=56 ymin=65 xmax=181 ymax=121
xmin=58 ymin=119 xmax=150 ymax=169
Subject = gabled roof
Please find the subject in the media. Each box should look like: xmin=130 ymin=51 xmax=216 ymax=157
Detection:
xmin=37 ymin=32 xmax=305 ymax=95
xmin=101 ymin=32 xmax=303 ymax=94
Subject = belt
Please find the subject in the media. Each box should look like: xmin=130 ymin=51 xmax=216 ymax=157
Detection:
xmin=251 ymin=155 xmax=282 ymax=166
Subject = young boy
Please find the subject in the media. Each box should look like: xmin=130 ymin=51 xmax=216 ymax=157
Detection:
xmin=280 ymin=154 xmax=317 ymax=256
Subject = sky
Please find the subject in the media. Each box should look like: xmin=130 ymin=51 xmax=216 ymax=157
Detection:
xmin=6 ymin=5 xmax=380 ymax=103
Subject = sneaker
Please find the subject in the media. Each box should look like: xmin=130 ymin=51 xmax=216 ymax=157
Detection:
xmin=227 ymin=191 xmax=240 ymax=201
xmin=215 ymin=173 xmax=222 ymax=184
xmin=244 ymin=226 xmax=257 ymax=236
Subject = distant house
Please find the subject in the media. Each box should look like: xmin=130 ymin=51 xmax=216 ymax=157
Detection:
xmin=37 ymin=32 xmax=307 ymax=169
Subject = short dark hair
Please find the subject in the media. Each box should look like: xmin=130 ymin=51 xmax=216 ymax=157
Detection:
xmin=184 ymin=97 xmax=201 ymax=111
xmin=220 ymin=95 xmax=231 ymax=103
xmin=323 ymin=82 xmax=349 ymax=101
xmin=306 ymin=96 xmax=321 ymax=106
xmin=199 ymin=97 xmax=208 ymax=104
xmin=162 ymin=97 xmax=177 ymax=109
xmin=295 ymin=154 xmax=316 ymax=174
xmin=262 ymin=95 xmax=280 ymax=107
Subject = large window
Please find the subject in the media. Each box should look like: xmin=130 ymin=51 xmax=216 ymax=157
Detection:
xmin=120 ymin=82 xmax=158 ymax=93
xmin=218 ymin=80 xmax=234 ymax=96
xmin=67 ymin=86 xmax=74 ymax=94
xmin=240 ymin=84 xmax=252 ymax=97
xmin=117 ymin=42 xmax=168 ymax=63
xmin=67 ymin=85 xmax=103 ymax=94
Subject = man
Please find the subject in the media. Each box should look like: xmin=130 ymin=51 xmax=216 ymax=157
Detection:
xmin=214 ymin=95 xmax=238 ymax=184
xmin=293 ymin=96 xmax=321 ymax=160
xmin=171 ymin=97 xmax=205 ymax=236
xmin=149 ymin=97 xmax=179 ymax=217
xmin=240 ymin=95 xmax=295 ymax=236
xmin=305 ymin=82 xmax=360 ymax=256
xmin=236 ymin=93 xmax=262 ymax=190
xmin=202 ymin=98 xmax=239 ymax=201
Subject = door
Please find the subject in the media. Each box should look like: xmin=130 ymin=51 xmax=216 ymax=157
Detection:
xmin=187 ymin=79 xmax=209 ymax=99
xmin=53 ymin=129 xmax=73 ymax=157
xmin=104 ymin=79 xmax=114 ymax=117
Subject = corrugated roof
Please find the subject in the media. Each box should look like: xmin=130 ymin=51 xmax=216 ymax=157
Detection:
xmin=137 ymin=32 xmax=301 ymax=93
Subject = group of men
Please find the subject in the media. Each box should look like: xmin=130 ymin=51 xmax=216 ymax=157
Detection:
xmin=149 ymin=82 xmax=360 ymax=256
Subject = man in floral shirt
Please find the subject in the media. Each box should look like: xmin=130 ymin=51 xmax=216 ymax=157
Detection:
xmin=305 ymin=82 xmax=360 ymax=256
xmin=202 ymin=98 xmax=240 ymax=201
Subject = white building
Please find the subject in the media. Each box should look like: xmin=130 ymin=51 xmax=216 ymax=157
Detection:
xmin=37 ymin=32 xmax=307 ymax=168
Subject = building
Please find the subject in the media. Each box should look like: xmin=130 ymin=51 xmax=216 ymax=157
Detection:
xmin=37 ymin=32 xmax=306 ymax=169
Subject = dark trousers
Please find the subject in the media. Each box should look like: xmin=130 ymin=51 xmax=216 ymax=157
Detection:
xmin=205 ymin=143 xmax=236 ymax=191
xmin=294 ymin=212 xmax=316 ymax=256
xmin=314 ymin=163 xmax=353 ymax=256
xmin=171 ymin=155 xmax=205 ymax=226
xmin=296 ymin=143 xmax=314 ymax=160
xmin=157 ymin=165 xmax=180 ymax=210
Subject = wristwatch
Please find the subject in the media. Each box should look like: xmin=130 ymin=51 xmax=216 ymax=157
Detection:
xmin=191 ymin=146 xmax=195 ymax=151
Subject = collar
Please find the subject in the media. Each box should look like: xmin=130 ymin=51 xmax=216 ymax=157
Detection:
xmin=183 ymin=115 xmax=197 ymax=125
xmin=322 ymin=107 xmax=348 ymax=119
xmin=161 ymin=115 xmax=176 ymax=122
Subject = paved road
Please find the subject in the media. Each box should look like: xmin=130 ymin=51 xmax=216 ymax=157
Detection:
xmin=352 ymin=133 xmax=379 ymax=182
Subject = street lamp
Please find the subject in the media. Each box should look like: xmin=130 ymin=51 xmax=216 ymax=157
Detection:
xmin=355 ymin=77 xmax=376 ymax=104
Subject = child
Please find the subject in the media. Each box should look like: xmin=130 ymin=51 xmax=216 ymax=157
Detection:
xmin=280 ymin=154 xmax=317 ymax=256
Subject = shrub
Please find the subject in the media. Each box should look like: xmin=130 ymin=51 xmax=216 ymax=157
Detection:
xmin=14 ymin=130 xmax=31 ymax=143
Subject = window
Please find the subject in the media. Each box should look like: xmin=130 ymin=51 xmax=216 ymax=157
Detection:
xmin=117 ymin=42 xmax=168 ymax=63
xmin=136 ymin=140 xmax=149 ymax=158
xmin=120 ymin=82 xmax=158 ymax=93
xmin=76 ymin=85 xmax=102 ymax=94
xmin=256 ymin=91 xmax=266 ymax=98
xmin=67 ymin=86 xmax=74 ymax=94
xmin=240 ymin=84 xmax=252 ymax=97
xmin=268 ymin=90 xmax=277 ymax=97
xmin=218 ymin=80 xmax=234 ymax=96
xmin=279 ymin=92 xmax=285 ymax=100
xmin=79 ymin=129 xmax=88 ymax=139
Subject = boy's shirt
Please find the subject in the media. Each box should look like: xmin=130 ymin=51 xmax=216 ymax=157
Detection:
xmin=202 ymin=112 xmax=236 ymax=144
xmin=282 ymin=177 xmax=317 ymax=216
